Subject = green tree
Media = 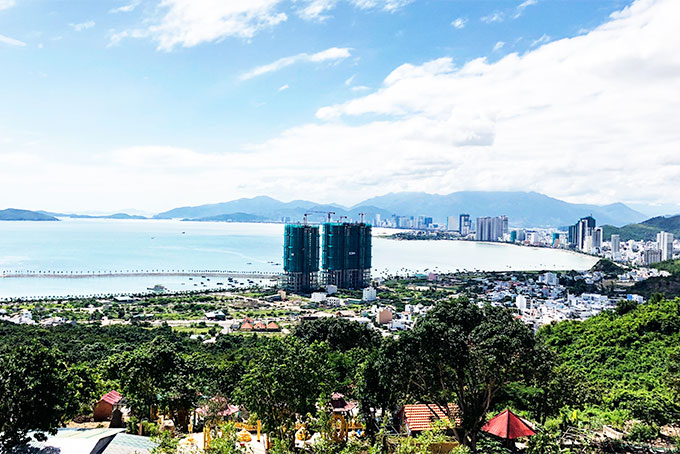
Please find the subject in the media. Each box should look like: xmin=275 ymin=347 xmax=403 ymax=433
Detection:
xmin=109 ymin=338 xmax=204 ymax=429
xmin=235 ymin=337 xmax=336 ymax=445
xmin=378 ymin=298 xmax=538 ymax=450
xmin=293 ymin=318 xmax=381 ymax=352
xmin=0 ymin=344 xmax=82 ymax=450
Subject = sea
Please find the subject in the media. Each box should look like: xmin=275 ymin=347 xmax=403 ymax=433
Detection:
xmin=0 ymin=219 xmax=598 ymax=299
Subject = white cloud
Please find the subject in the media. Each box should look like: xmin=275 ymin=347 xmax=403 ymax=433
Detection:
xmin=514 ymin=0 xmax=538 ymax=18
xmin=109 ymin=1 xmax=140 ymax=13
xmin=451 ymin=17 xmax=467 ymax=29
xmin=121 ymin=0 xmax=288 ymax=51
xmin=493 ymin=41 xmax=505 ymax=51
xmin=240 ymin=47 xmax=351 ymax=80
xmin=256 ymin=0 xmax=680 ymax=206
xmin=297 ymin=0 xmax=337 ymax=21
xmin=70 ymin=21 xmax=96 ymax=31
xmin=3 ymin=0 xmax=680 ymax=211
xmin=0 ymin=0 xmax=14 ymax=11
xmin=344 ymin=74 xmax=355 ymax=86
xmin=481 ymin=11 xmax=504 ymax=24
xmin=279 ymin=84 xmax=289 ymax=91
xmin=531 ymin=34 xmax=550 ymax=46
xmin=349 ymin=0 xmax=413 ymax=12
xmin=0 ymin=34 xmax=26 ymax=46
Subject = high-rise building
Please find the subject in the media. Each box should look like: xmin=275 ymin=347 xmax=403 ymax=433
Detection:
xmin=475 ymin=216 xmax=508 ymax=242
xmin=321 ymin=222 xmax=372 ymax=289
xmin=657 ymin=231 xmax=674 ymax=261
xmin=642 ymin=248 xmax=662 ymax=266
xmin=374 ymin=213 xmax=381 ymax=226
xmin=571 ymin=216 xmax=596 ymax=251
xmin=611 ymin=234 xmax=621 ymax=260
xmin=283 ymin=224 xmax=320 ymax=292
xmin=592 ymin=227 xmax=603 ymax=251
xmin=447 ymin=216 xmax=457 ymax=232
xmin=424 ymin=217 xmax=433 ymax=228
xmin=459 ymin=214 xmax=471 ymax=236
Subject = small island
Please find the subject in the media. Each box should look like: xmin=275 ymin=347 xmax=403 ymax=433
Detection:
xmin=0 ymin=209 xmax=59 ymax=221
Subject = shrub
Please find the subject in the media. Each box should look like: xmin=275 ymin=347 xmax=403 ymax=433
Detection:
xmin=626 ymin=423 xmax=658 ymax=442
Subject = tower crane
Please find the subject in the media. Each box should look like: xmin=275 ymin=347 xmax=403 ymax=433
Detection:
xmin=304 ymin=210 xmax=336 ymax=223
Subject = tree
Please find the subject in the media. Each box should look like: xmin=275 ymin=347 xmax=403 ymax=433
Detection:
xmin=109 ymin=338 xmax=205 ymax=429
xmin=0 ymin=344 xmax=82 ymax=450
xmin=293 ymin=317 xmax=382 ymax=352
xmin=235 ymin=337 xmax=336 ymax=445
xmin=378 ymin=298 xmax=538 ymax=450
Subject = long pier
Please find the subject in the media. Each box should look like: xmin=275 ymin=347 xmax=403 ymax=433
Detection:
xmin=0 ymin=270 xmax=281 ymax=279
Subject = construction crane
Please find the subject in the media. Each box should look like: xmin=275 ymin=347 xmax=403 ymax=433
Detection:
xmin=336 ymin=215 xmax=348 ymax=223
xmin=358 ymin=212 xmax=366 ymax=223
xmin=303 ymin=211 xmax=336 ymax=224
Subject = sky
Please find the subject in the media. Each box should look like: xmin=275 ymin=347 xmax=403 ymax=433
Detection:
xmin=1 ymin=0 xmax=679 ymax=215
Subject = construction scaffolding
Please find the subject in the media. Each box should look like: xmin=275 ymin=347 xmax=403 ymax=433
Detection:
xmin=283 ymin=224 xmax=320 ymax=293
xmin=321 ymin=222 xmax=372 ymax=289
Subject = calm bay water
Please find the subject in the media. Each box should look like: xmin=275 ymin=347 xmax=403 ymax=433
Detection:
xmin=0 ymin=219 xmax=598 ymax=298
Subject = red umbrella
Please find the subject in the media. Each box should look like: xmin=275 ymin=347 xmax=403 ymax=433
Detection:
xmin=481 ymin=409 xmax=536 ymax=439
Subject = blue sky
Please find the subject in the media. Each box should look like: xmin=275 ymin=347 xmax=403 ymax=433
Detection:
xmin=1 ymin=0 xmax=679 ymax=214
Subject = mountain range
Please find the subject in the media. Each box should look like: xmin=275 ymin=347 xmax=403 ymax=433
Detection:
xmin=154 ymin=191 xmax=647 ymax=228
xmin=0 ymin=191 xmax=651 ymax=228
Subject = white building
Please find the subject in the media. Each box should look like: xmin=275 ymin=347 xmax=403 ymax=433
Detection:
xmin=326 ymin=284 xmax=338 ymax=295
xmin=516 ymin=294 xmax=528 ymax=311
xmin=447 ymin=216 xmax=458 ymax=232
xmin=310 ymin=292 xmax=327 ymax=303
xmin=641 ymin=248 xmax=662 ymax=266
xmin=362 ymin=286 xmax=377 ymax=302
xmin=657 ymin=231 xmax=674 ymax=261
xmin=611 ymin=234 xmax=621 ymax=260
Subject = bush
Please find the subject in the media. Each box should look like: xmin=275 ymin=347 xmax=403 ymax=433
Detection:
xmin=626 ymin=423 xmax=658 ymax=442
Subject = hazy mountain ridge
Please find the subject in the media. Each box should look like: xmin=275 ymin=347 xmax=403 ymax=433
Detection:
xmin=38 ymin=211 xmax=148 ymax=220
xmin=155 ymin=191 xmax=647 ymax=228
xmin=0 ymin=209 xmax=59 ymax=221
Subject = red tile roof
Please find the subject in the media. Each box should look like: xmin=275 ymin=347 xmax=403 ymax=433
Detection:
xmin=401 ymin=403 xmax=462 ymax=432
xmin=240 ymin=322 xmax=253 ymax=331
xmin=100 ymin=390 xmax=122 ymax=405
xmin=266 ymin=322 xmax=280 ymax=331
xmin=482 ymin=409 xmax=535 ymax=439
xmin=253 ymin=322 xmax=266 ymax=330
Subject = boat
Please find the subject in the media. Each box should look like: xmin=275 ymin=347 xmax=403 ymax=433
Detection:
xmin=147 ymin=285 xmax=167 ymax=293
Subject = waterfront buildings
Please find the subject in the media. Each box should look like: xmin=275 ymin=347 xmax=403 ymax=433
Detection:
xmin=459 ymin=214 xmax=471 ymax=236
xmin=475 ymin=216 xmax=508 ymax=242
xmin=321 ymin=222 xmax=372 ymax=289
xmin=283 ymin=224 xmax=320 ymax=292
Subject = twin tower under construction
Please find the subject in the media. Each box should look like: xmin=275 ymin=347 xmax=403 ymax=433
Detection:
xmin=283 ymin=222 xmax=372 ymax=293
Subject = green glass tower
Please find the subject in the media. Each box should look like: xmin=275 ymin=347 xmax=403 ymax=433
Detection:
xmin=321 ymin=222 xmax=372 ymax=289
xmin=283 ymin=224 xmax=320 ymax=292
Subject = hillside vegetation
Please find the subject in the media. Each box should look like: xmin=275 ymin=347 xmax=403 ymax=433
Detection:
xmin=602 ymin=214 xmax=680 ymax=241
xmin=539 ymin=296 xmax=680 ymax=425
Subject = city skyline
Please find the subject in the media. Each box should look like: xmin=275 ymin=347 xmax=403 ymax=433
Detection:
xmin=1 ymin=0 xmax=679 ymax=213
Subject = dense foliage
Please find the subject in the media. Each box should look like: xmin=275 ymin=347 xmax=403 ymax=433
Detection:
xmin=1 ymin=296 xmax=680 ymax=452
xmin=539 ymin=297 xmax=680 ymax=425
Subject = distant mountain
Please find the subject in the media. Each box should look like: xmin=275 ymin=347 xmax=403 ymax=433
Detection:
xmin=0 ymin=209 xmax=58 ymax=221
xmin=185 ymin=212 xmax=269 ymax=222
xmin=155 ymin=192 xmax=645 ymax=228
xmin=38 ymin=211 xmax=147 ymax=220
xmin=354 ymin=191 xmax=645 ymax=227
xmin=155 ymin=196 xmax=392 ymax=224
xmin=602 ymin=215 xmax=680 ymax=241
